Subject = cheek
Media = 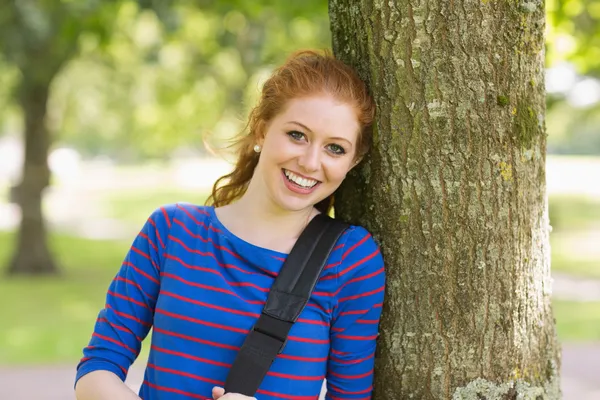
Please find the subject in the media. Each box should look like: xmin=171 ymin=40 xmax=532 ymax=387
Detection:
xmin=265 ymin=135 xmax=295 ymax=157
xmin=324 ymin=161 xmax=353 ymax=184
xmin=262 ymin=138 xmax=287 ymax=160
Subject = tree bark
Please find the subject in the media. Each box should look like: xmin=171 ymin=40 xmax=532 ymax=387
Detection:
xmin=7 ymin=78 xmax=58 ymax=276
xmin=330 ymin=0 xmax=560 ymax=398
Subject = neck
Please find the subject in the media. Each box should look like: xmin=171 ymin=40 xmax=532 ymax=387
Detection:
xmin=230 ymin=190 xmax=315 ymax=239
xmin=213 ymin=173 xmax=319 ymax=253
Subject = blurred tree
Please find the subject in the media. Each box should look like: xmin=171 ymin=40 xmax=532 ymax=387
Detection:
xmin=0 ymin=0 xmax=176 ymax=275
xmin=545 ymin=0 xmax=600 ymax=155
xmin=0 ymin=59 xmax=19 ymax=131
xmin=0 ymin=0 xmax=331 ymax=275
xmin=331 ymin=0 xmax=560 ymax=398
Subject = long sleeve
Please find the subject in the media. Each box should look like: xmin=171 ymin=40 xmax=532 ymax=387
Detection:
xmin=326 ymin=226 xmax=386 ymax=400
xmin=75 ymin=205 xmax=174 ymax=384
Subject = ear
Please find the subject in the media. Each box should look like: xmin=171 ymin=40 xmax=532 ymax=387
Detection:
xmin=254 ymin=119 xmax=267 ymax=146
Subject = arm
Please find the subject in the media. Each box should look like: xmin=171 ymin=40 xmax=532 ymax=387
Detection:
xmin=75 ymin=205 xmax=173 ymax=399
xmin=75 ymin=370 xmax=141 ymax=400
xmin=326 ymin=227 xmax=386 ymax=399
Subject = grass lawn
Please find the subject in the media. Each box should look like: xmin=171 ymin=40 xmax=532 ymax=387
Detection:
xmin=553 ymin=300 xmax=600 ymax=342
xmin=0 ymin=229 xmax=599 ymax=366
xmin=0 ymin=188 xmax=208 ymax=364
xmin=102 ymin=188 xmax=209 ymax=226
xmin=548 ymin=195 xmax=600 ymax=232
xmin=0 ymin=189 xmax=598 ymax=365
xmin=549 ymin=195 xmax=600 ymax=279
xmin=0 ymin=231 xmax=138 ymax=365
xmin=551 ymin=249 xmax=600 ymax=279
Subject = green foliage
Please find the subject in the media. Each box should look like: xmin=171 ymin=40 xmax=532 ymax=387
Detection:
xmin=543 ymin=2 xmax=600 ymax=155
xmin=0 ymin=1 xmax=118 ymax=85
xmin=0 ymin=1 xmax=596 ymax=156
xmin=546 ymin=0 xmax=600 ymax=77
xmin=0 ymin=0 xmax=330 ymax=159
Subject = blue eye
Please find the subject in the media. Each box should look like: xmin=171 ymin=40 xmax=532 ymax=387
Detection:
xmin=287 ymin=130 xmax=305 ymax=141
xmin=327 ymin=144 xmax=346 ymax=155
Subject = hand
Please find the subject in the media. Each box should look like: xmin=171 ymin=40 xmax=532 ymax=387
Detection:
xmin=211 ymin=386 xmax=256 ymax=400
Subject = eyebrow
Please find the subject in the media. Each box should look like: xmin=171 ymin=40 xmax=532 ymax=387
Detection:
xmin=287 ymin=121 xmax=353 ymax=146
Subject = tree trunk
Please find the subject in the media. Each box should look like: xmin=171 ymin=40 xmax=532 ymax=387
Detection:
xmin=330 ymin=0 xmax=560 ymax=399
xmin=7 ymin=79 xmax=58 ymax=276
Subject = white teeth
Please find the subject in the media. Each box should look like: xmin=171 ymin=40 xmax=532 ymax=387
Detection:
xmin=284 ymin=170 xmax=318 ymax=188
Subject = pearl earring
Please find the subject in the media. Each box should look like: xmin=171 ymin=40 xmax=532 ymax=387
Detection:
xmin=253 ymin=144 xmax=261 ymax=153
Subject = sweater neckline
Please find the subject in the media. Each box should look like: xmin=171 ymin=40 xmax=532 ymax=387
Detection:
xmin=206 ymin=205 xmax=290 ymax=259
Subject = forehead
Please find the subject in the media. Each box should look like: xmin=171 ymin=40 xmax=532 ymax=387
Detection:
xmin=276 ymin=95 xmax=360 ymax=141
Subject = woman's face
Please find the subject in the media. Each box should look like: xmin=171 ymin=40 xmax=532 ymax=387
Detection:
xmin=253 ymin=94 xmax=361 ymax=213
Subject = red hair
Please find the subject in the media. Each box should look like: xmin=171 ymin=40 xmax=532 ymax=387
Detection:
xmin=206 ymin=49 xmax=375 ymax=214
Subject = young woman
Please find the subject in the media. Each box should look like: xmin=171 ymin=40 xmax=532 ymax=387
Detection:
xmin=75 ymin=50 xmax=385 ymax=400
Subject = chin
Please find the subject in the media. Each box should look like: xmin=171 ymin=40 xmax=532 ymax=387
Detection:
xmin=277 ymin=199 xmax=315 ymax=213
xmin=275 ymin=193 xmax=324 ymax=213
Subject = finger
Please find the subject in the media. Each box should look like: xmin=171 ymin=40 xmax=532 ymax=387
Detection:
xmin=212 ymin=386 xmax=225 ymax=399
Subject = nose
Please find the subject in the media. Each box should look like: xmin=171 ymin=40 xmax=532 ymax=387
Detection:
xmin=298 ymin=144 xmax=320 ymax=173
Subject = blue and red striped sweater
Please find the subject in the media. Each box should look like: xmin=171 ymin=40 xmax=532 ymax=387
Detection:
xmin=76 ymin=203 xmax=385 ymax=400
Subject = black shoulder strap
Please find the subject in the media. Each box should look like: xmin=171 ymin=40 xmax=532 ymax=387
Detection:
xmin=223 ymin=214 xmax=348 ymax=396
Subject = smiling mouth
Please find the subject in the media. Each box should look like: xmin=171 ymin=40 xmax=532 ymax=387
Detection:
xmin=282 ymin=169 xmax=320 ymax=189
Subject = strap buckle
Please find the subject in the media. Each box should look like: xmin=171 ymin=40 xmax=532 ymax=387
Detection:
xmin=251 ymin=324 xmax=288 ymax=354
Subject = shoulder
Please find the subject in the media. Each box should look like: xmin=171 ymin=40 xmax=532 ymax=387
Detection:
xmin=332 ymin=223 xmax=385 ymax=309
xmin=339 ymin=224 xmax=381 ymax=260
xmin=146 ymin=202 xmax=212 ymax=230
xmin=335 ymin=223 xmax=384 ymax=279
